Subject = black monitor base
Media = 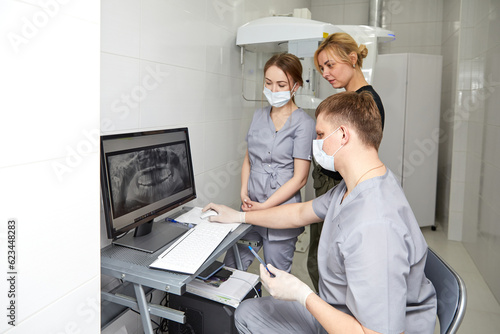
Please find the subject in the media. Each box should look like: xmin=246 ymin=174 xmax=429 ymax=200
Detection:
xmin=113 ymin=221 xmax=189 ymax=253
xmin=134 ymin=220 xmax=154 ymax=237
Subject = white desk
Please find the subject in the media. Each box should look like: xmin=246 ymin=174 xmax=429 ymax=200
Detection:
xmin=101 ymin=223 xmax=251 ymax=333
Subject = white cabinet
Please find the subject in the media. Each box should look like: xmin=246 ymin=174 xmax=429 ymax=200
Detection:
xmin=374 ymin=53 xmax=442 ymax=227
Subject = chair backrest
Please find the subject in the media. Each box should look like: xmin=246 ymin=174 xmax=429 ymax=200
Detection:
xmin=424 ymin=248 xmax=467 ymax=334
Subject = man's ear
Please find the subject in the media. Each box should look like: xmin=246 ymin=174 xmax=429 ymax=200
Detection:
xmin=340 ymin=125 xmax=350 ymax=145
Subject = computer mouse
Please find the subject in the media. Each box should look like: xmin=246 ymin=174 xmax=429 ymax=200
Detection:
xmin=200 ymin=209 xmax=218 ymax=220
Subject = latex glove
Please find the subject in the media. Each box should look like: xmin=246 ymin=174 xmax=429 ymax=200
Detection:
xmin=259 ymin=264 xmax=314 ymax=308
xmin=202 ymin=203 xmax=245 ymax=224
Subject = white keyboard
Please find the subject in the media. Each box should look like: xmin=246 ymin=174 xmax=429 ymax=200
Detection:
xmin=149 ymin=223 xmax=233 ymax=274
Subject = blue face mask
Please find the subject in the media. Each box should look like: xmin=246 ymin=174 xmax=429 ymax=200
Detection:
xmin=263 ymin=83 xmax=297 ymax=108
xmin=312 ymin=127 xmax=343 ymax=172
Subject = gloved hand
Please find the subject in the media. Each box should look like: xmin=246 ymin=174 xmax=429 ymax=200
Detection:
xmin=202 ymin=203 xmax=245 ymax=224
xmin=259 ymin=264 xmax=314 ymax=308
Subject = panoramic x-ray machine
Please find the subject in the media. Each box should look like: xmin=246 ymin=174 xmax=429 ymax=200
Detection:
xmin=236 ymin=16 xmax=395 ymax=109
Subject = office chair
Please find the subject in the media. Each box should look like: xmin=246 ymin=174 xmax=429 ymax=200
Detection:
xmin=424 ymin=248 xmax=467 ymax=334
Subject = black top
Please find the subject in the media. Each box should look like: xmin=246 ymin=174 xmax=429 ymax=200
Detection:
xmin=320 ymin=85 xmax=385 ymax=180
xmin=357 ymin=85 xmax=385 ymax=129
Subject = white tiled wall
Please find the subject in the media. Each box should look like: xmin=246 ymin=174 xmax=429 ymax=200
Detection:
xmin=0 ymin=0 xmax=100 ymax=333
xmin=459 ymin=0 xmax=500 ymax=305
xmin=378 ymin=0 xmax=444 ymax=55
xmin=434 ymin=0 xmax=460 ymax=236
xmin=100 ymin=0 xmax=251 ymax=219
xmin=311 ymin=0 xmax=369 ymax=25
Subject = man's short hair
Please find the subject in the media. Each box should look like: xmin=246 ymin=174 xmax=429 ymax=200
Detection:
xmin=315 ymin=91 xmax=383 ymax=150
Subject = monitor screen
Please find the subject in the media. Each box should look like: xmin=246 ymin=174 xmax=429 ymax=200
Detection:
xmin=100 ymin=128 xmax=196 ymax=252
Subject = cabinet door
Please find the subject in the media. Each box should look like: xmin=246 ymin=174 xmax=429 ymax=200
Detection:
xmin=374 ymin=54 xmax=408 ymax=184
xmin=402 ymin=54 xmax=442 ymax=227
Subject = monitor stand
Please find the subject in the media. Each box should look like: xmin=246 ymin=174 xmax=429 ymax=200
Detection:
xmin=113 ymin=220 xmax=190 ymax=253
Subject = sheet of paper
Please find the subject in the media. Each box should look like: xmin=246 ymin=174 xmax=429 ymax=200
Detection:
xmin=176 ymin=207 xmax=240 ymax=232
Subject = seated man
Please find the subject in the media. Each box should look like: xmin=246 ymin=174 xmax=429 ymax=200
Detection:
xmin=204 ymin=91 xmax=437 ymax=334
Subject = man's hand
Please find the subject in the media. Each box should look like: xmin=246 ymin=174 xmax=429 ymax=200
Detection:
xmin=202 ymin=203 xmax=244 ymax=224
xmin=259 ymin=264 xmax=314 ymax=308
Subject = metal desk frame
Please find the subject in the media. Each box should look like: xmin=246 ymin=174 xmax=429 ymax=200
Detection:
xmin=101 ymin=223 xmax=251 ymax=333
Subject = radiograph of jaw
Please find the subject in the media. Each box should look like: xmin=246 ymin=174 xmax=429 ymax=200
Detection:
xmin=108 ymin=144 xmax=190 ymax=218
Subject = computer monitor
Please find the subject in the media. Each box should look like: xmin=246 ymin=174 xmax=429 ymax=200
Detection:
xmin=100 ymin=127 xmax=196 ymax=253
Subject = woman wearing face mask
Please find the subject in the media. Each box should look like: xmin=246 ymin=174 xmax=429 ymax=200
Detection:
xmin=224 ymin=53 xmax=316 ymax=273
xmin=307 ymin=32 xmax=386 ymax=291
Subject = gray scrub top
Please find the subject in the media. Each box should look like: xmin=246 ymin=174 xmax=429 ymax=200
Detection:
xmin=247 ymin=106 xmax=315 ymax=241
xmin=312 ymin=169 xmax=437 ymax=334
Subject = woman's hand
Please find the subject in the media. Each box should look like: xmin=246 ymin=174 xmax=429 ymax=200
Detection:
xmin=241 ymin=192 xmax=252 ymax=210
xmin=241 ymin=200 xmax=267 ymax=212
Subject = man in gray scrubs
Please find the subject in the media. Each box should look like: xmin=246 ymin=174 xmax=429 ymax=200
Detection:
xmin=204 ymin=91 xmax=437 ymax=334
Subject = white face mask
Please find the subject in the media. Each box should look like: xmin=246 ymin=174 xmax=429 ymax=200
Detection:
xmin=263 ymin=83 xmax=296 ymax=108
xmin=312 ymin=127 xmax=343 ymax=172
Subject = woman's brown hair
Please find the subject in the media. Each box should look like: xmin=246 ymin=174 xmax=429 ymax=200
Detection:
xmin=264 ymin=53 xmax=303 ymax=103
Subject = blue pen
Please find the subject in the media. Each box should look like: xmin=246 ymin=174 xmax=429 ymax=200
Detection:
xmin=248 ymin=246 xmax=275 ymax=277
xmin=165 ymin=217 xmax=194 ymax=228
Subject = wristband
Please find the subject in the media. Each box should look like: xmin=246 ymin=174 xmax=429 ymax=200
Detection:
xmin=239 ymin=212 xmax=246 ymax=223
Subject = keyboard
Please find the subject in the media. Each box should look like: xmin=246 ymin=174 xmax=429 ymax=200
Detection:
xmin=149 ymin=222 xmax=233 ymax=275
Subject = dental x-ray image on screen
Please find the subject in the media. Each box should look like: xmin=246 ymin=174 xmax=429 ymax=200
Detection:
xmin=101 ymin=128 xmax=197 ymax=253
xmin=107 ymin=143 xmax=191 ymax=219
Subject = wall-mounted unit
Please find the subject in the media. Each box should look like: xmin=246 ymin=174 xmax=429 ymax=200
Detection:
xmin=236 ymin=17 xmax=342 ymax=56
xmin=236 ymin=17 xmax=395 ymax=109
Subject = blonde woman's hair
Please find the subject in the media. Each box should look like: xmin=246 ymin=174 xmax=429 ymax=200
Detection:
xmin=314 ymin=32 xmax=368 ymax=73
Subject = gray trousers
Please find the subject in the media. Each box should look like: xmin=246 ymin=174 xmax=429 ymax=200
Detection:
xmin=235 ymin=296 xmax=326 ymax=334
xmin=224 ymin=228 xmax=297 ymax=273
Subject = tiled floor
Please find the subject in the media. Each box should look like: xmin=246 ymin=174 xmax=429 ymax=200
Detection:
xmin=247 ymin=224 xmax=500 ymax=333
